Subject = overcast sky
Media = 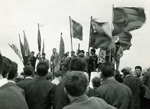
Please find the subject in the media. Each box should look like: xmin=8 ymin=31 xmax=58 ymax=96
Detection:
xmin=0 ymin=0 xmax=149 ymax=72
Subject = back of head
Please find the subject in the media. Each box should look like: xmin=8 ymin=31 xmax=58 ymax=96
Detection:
xmin=101 ymin=62 xmax=115 ymax=78
xmin=69 ymin=57 xmax=87 ymax=71
xmin=92 ymin=77 xmax=101 ymax=88
xmin=8 ymin=62 xmax=18 ymax=80
xmin=2 ymin=56 xmax=12 ymax=78
xmin=23 ymin=65 xmax=34 ymax=76
xmin=54 ymin=70 xmax=63 ymax=78
xmin=36 ymin=62 xmax=49 ymax=76
xmin=65 ymin=71 xmax=88 ymax=97
xmin=121 ymin=67 xmax=131 ymax=76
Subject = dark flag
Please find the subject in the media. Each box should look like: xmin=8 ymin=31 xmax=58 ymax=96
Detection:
xmin=37 ymin=24 xmax=41 ymax=52
xmin=71 ymin=19 xmax=83 ymax=40
xmin=42 ymin=39 xmax=45 ymax=54
xmin=23 ymin=31 xmax=30 ymax=57
xmin=90 ymin=20 xmax=115 ymax=50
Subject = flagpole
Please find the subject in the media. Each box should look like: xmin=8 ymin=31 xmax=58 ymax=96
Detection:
xmin=69 ymin=16 xmax=73 ymax=51
xmin=88 ymin=16 xmax=93 ymax=53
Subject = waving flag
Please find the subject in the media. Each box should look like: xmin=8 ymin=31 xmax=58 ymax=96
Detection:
xmin=19 ymin=34 xmax=25 ymax=64
xmin=8 ymin=43 xmax=22 ymax=61
xmin=90 ymin=20 xmax=115 ymax=50
xmin=113 ymin=7 xmax=146 ymax=33
xmin=71 ymin=19 xmax=83 ymax=40
xmin=23 ymin=31 xmax=30 ymax=57
xmin=37 ymin=23 xmax=41 ymax=52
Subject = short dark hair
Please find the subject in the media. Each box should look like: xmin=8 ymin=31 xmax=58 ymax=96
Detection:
xmin=101 ymin=62 xmax=115 ymax=78
xmin=8 ymin=62 xmax=18 ymax=80
xmin=23 ymin=65 xmax=34 ymax=76
xmin=65 ymin=71 xmax=88 ymax=97
xmin=54 ymin=70 xmax=63 ymax=77
xmin=2 ymin=57 xmax=12 ymax=78
xmin=135 ymin=66 xmax=142 ymax=71
xmin=92 ymin=77 xmax=101 ymax=88
xmin=69 ymin=57 xmax=87 ymax=71
xmin=91 ymin=49 xmax=96 ymax=53
xmin=31 ymin=51 xmax=34 ymax=54
xmin=36 ymin=62 xmax=49 ymax=76
xmin=115 ymin=41 xmax=120 ymax=45
xmin=42 ymin=53 xmax=46 ymax=55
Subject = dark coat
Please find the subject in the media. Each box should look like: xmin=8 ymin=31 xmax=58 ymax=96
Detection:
xmin=24 ymin=76 xmax=56 ymax=109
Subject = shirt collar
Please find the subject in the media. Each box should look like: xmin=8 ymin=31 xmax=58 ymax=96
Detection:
xmin=8 ymin=80 xmax=16 ymax=84
xmin=0 ymin=78 xmax=8 ymax=87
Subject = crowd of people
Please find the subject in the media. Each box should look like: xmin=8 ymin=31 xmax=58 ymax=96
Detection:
xmin=0 ymin=42 xmax=150 ymax=109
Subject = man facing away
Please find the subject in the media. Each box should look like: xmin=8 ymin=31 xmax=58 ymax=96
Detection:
xmin=24 ymin=62 xmax=56 ymax=109
xmin=63 ymin=71 xmax=116 ymax=109
xmin=93 ymin=62 xmax=134 ymax=109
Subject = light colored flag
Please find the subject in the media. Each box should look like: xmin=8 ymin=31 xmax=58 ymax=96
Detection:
xmin=90 ymin=20 xmax=115 ymax=50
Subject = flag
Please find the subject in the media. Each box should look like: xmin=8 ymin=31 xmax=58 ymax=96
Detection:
xmin=71 ymin=19 xmax=83 ymax=40
xmin=55 ymin=34 xmax=65 ymax=71
xmin=117 ymin=31 xmax=132 ymax=50
xmin=19 ymin=35 xmax=25 ymax=64
xmin=113 ymin=7 xmax=146 ymax=33
xmin=38 ymin=24 xmax=41 ymax=52
xmin=8 ymin=43 xmax=23 ymax=61
xmin=23 ymin=31 xmax=30 ymax=57
xmin=42 ymin=39 xmax=45 ymax=54
xmin=89 ymin=20 xmax=115 ymax=50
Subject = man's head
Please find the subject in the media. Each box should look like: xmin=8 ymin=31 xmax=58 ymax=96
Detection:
xmin=42 ymin=53 xmax=46 ymax=59
xmin=78 ymin=50 xmax=85 ymax=58
xmin=115 ymin=41 xmax=120 ymax=47
xmin=92 ymin=77 xmax=101 ymax=88
xmin=90 ymin=48 xmax=96 ymax=55
xmin=30 ymin=51 xmax=35 ymax=57
xmin=23 ymin=65 xmax=34 ymax=77
xmin=69 ymin=57 xmax=87 ymax=71
xmin=70 ymin=51 xmax=75 ymax=57
xmin=101 ymin=62 xmax=115 ymax=78
xmin=36 ymin=62 xmax=49 ymax=76
xmin=121 ymin=67 xmax=131 ymax=76
xmin=135 ymin=66 xmax=142 ymax=78
xmin=52 ymin=48 xmax=57 ymax=54
xmin=54 ymin=70 xmax=63 ymax=81
xmin=8 ymin=62 xmax=18 ymax=80
xmin=64 ymin=71 xmax=88 ymax=97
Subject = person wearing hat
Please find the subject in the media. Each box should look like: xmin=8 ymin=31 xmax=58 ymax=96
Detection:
xmin=121 ymin=67 xmax=141 ymax=109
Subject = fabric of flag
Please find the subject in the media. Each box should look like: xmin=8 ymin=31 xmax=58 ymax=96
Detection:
xmin=117 ymin=31 xmax=132 ymax=50
xmin=23 ymin=31 xmax=30 ymax=57
xmin=42 ymin=39 xmax=45 ymax=54
xmin=89 ymin=20 xmax=115 ymax=50
xmin=55 ymin=35 xmax=65 ymax=71
xmin=8 ymin=43 xmax=23 ymax=61
xmin=19 ymin=35 xmax=25 ymax=65
xmin=38 ymin=24 xmax=41 ymax=52
xmin=113 ymin=7 xmax=146 ymax=33
xmin=72 ymin=19 xmax=83 ymax=40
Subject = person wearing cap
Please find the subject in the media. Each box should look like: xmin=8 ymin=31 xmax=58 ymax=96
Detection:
xmin=17 ymin=65 xmax=34 ymax=90
xmin=121 ymin=67 xmax=141 ymax=109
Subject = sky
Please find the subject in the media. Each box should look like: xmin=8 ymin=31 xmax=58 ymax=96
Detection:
xmin=0 ymin=0 xmax=150 ymax=73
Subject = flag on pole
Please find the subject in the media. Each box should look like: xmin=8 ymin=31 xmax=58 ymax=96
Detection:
xmin=89 ymin=20 xmax=115 ymax=50
xmin=117 ymin=31 xmax=132 ymax=50
xmin=55 ymin=33 xmax=65 ymax=71
xmin=8 ymin=43 xmax=23 ymax=61
xmin=71 ymin=19 xmax=83 ymax=41
xmin=42 ymin=39 xmax=45 ymax=54
xmin=37 ymin=23 xmax=41 ymax=52
xmin=113 ymin=7 xmax=146 ymax=32
xmin=23 ymin=31 xmax=30 ymax=57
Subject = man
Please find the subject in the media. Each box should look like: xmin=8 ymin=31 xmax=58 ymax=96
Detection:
xmin=17 ymin=65 xmax=34 ymax=90
xmin=38 ymin=53 xmax=49 ymax=68
xmin=50 ymin=48 xmax=59 ymax=72
xmin=0 ymin=53 xmax=28 ymax=109
xmin=121 ymin=67 xmax=141 ymax=109
xmin=53 ymin=57 xmax=87 ymax=109
xmin=63 ymin=71 xmax=116 ymax=109
xmin=28 ymin=51 xmax=37 ymax=69
xmin=94 ymin=63 xmax=134 ymax=109
xmin=24 ymin=62 xmax=56 ymax=109
xmin=135 ymin=66 xmax=142 ymax=78
xmin=141 ymin=68 xmax=150 ymax=108
xmin=113 ymin=41 xmax=123 ymax=71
